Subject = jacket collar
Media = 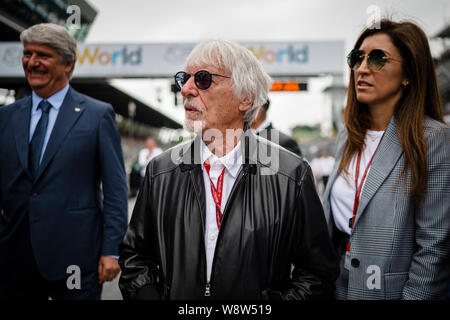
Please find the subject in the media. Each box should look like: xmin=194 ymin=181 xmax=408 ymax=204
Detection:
xmin=12 ymin=95 xmax=33 ymax=180
xmin=254 ymin=120 xmax=272 ymax=134
xmin=352 ymin=115 xmax=403 ymax=227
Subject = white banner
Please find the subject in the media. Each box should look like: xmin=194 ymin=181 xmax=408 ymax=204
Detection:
xmin=0 ymin=41 xmax=344 ymax=78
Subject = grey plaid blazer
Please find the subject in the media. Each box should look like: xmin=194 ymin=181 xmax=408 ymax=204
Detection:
xmin=322 ymin=116 xmax=450 ymax=300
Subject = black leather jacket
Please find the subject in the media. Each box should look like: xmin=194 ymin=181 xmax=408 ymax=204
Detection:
xmin=119 ymin=131 xmax=339 ymax=300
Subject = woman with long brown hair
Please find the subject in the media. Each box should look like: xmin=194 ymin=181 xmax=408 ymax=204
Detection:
xmin=322 ymin=19 xmax=449 ymax=299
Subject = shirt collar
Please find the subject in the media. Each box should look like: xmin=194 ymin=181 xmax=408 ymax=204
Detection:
xmin=254 ymin=119 xmax=271 ymax=133
xmin=32 ymin=84 xmax=70 ymax=113
xmin=201 ymin=139 xmax=243 ymax=178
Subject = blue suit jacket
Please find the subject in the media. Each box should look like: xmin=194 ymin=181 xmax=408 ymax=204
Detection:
xmin=0 ymin=87 xmax=128 ymax=281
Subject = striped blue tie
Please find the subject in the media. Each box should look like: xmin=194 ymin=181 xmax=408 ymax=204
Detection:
xmin=29 ymin=100 xmax=52 ymax=179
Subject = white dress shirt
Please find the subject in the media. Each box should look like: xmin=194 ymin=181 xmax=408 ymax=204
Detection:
xmin=200 ymin=139 xmax=243 ymax=281
xmin=330 ymin=129 xmax=384 ymax=235
xmin=319 ymin=156 xmax=336 ymax=177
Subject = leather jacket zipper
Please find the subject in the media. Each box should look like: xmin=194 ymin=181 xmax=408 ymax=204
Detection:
xmin=208 ymin=168 xmax=249 ymax=292
xmin=189 ymin=169 xmax=210 ymax=299
xmin=204 ymin=282 xmax=211 ymax=297
xmin=192 ymin=165 xmax=249 ymax=299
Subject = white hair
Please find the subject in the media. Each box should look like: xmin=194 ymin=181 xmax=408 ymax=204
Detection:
xmin=20 ymin=23 xmax=77 ymax=79
xmin=184 ymin=39 xmax=273 ymax=123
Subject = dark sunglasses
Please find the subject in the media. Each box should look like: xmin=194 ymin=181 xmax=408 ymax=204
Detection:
xmin=174 ymin=70 xmax=231 ymax=90
xmin=347 ymin=49 xmax=402 ymax=71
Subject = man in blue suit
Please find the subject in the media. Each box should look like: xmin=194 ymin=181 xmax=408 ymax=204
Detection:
xmin=0 ymin=23 xmax=128 ymax=299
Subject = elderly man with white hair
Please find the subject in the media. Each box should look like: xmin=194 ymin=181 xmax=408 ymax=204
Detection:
xmin=119 ymin=40 xmax=339 ymax=300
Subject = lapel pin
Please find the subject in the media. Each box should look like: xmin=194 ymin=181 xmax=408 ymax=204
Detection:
xmin=74 ymin=107 xmax=81 ymax=112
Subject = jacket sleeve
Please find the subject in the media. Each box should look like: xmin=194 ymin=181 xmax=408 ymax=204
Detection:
xmin=264 ymin=164 xmax=340 ymax=300
xmin=0 ymin=108 xmax=5 ymax=217
xmin=119 ymin=162 xmax=161 ymax=300
xmin=402 ymin=126 xmax=450 ymax=299
xmin=0 ymin=148 xmax=2 ymax=219
xmin=98 ymin=106 xmax=128 ymax=256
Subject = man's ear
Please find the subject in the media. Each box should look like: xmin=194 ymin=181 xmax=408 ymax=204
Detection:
xmin=238 ymin=95 xmax=253 ymax=112
xmin=64 ymin=60 xmax=74 ymax=75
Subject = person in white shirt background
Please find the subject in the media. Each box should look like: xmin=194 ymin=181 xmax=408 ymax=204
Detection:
xmin=319 ymin=151 xmax=335 ymax=188
xmin=310 ymin=150 xmax=336 ymax=198
xmin=138 ymin=137 xmax=163 ymax=181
